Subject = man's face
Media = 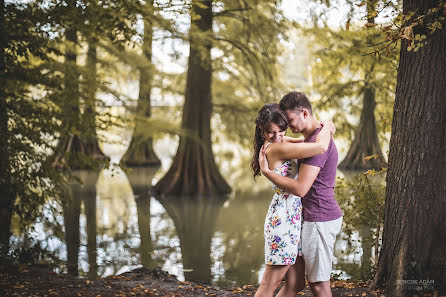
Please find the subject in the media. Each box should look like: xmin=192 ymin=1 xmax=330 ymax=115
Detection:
xmin=285 ymin=109 xmax=306 ymax=133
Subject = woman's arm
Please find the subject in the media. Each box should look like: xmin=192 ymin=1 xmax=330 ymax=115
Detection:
xmin=267 ymin=121 xmax=334 ymax=160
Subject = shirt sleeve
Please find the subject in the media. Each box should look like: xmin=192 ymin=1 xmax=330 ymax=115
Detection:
xmin=301 ymin=140 xmax=331 ymax=168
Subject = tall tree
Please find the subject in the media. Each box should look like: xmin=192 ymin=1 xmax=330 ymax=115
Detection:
xmin=83 ymin=38 xmax=106 ymax=160
xmin=339 ymin=0 xmax=387 ymax=170
xmin=123 ymin=2 xmax=161 ymax=167
xmin=153 ymin=0 xmax=288 ymax=196
xmin=153 ymin=0 xmax=230 ymax=196
xmin=58 ymin=2 xmax=83 ymax=166
xmin=81 ymin=0 xmax=110 ymax=161
xmin=297 ymin=0 xmax=400 ymax=171
xmin=51 ymin=0 xmax=140 ymax=169
xmin=305 ymin=16 xmax=398 ymax=171
xmin=371 ymin=0 xmax=446 ymax=295
xmin=0 ymin=0 xmax=12 ymax=250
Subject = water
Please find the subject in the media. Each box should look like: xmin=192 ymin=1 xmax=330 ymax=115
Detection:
xmin=8 ymin=112 xmax=378 ymax=287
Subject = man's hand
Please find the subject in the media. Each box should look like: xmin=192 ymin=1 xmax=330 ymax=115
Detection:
xmin=259 ymin=145 xmax=271 ymax=175
xmin=320 ymin=120 xmax=336 ymax=135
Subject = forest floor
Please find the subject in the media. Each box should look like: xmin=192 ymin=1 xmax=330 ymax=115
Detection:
xmin=0 ymin=256 xmax=433 ymax=297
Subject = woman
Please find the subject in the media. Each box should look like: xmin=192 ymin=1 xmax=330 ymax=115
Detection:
xmin=250 ymin=103 xmax=334 ymax=297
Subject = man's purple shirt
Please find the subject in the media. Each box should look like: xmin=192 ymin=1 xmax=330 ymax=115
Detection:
xmin=299 ymin=127 xmax=342 ymax=222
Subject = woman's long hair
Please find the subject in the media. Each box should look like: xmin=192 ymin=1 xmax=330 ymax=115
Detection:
xmin=250 ymin=103 xmax=288 ymax=180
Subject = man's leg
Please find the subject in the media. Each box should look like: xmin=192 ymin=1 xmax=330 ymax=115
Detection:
xmin=276 ymin=256 xmax=306 ymax=297
xmin=302 ymin=217 xmax=342 ymax=297
xmin=308 ymin=281 xmax=332 ymax=297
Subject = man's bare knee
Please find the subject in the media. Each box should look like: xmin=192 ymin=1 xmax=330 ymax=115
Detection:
xmin=309 ymin=281 xmax=331 ymax=297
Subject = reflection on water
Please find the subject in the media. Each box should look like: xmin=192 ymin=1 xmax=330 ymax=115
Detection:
xmin=9 ymin=119 xmax=378 ymax=286
xmin=10 ymin=163 xmax=375 ymax=286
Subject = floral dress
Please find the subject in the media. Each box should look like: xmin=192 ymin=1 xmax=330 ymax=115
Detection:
xmin=264 ymin=143 xmax=303 ymax=265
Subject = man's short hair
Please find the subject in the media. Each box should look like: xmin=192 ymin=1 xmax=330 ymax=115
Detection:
xmin=279 ymin=91 xmax=313 ymax=115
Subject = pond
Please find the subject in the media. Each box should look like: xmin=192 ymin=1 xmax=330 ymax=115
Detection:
xmin=9 ymin=120 xmax=379 ymax=287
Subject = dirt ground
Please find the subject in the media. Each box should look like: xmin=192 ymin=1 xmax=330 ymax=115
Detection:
xmin=0 ymin=257 xmax=396 ymax=297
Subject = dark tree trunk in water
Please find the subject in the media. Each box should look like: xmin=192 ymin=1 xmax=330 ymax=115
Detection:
xmin=129 ymin=167 xmax=159 ymax=269
xmin=156 ymin=196 xmax=225 ymax=283
xmin=371 ymin=0 xmax=446 ymax=295
xmin=84 ymin=40 xmax=106 ymax=161
xmin=0 ymin=0 xmax=14 ymax=251
xmin=339 ymin=0 xmax=387 ymax=170
xmin=123 ymin=2 xmax=160 ymax=167
xmin=63 ymin=191 xmax=81 ymax=277
xmin=82 ymin=172 xmax=98 ymax=279
xmin=152 ymin=0 xmax=230 ymax=196
xmin=338 ymin=87 xmax=387 ymax=170
xmin=135 ymin=195 xmax=155 ymax=269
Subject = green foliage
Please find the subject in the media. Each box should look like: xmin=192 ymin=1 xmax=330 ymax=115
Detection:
xmin=212 ymin=0 xmax=290 ymax=147
xmin=2 ymin=1 xmax=66 ymax=226
xmin=1 ymin=0 xmax=145 ymax=231
xmin=335 ymin=170 xmax=385 ymax=260
xmin=379 ymin=1 xmax=446 ymax=53
xmin=304 ymin=24 xmax=398 ymax=143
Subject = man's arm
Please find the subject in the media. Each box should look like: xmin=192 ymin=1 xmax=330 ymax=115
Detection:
xmin=259 ymin=147 xmax=320 ymax=197
xmin=283 ymin=136 xmax=305 ymax=143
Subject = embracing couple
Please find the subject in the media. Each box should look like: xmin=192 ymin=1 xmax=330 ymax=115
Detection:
xmin=251 ymin=92 xmax=343 ymax=297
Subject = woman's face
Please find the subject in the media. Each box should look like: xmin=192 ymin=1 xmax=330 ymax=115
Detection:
xmin=263 ymin=122 xmax=286 ymax=143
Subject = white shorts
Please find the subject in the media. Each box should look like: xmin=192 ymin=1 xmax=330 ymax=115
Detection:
xmin=301 ymin=216 xmax=342 ymax=283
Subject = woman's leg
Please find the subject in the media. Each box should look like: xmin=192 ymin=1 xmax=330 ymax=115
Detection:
xmin=276 ymin=257 xmax=306 ymax=297
xmin=254 ymin=264 xmax=290 ymax=297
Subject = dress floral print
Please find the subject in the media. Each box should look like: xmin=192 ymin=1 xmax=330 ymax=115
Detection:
xmin=263 ymin=143 xmax=303 ymax=265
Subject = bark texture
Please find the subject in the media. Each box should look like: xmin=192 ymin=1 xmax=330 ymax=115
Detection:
xmin=152 ymin=0 xmax=230 ymax=196
xmin=0 ymin=0 xmax=14 ymax=251
xmin=371 ymin=1 xmax=446 ymax=294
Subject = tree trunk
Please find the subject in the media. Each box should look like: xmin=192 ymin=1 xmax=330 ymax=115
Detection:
xmin=84 ymin=40 xmax=106 ymax=161
xmin=123 ymin=2 xmax=160 ymax=167
xmin=54 ymin=2 xmax=97 ymax=170
xmin=152 ymin=0 xmax=230 ymax=196
xmin=339 ymin=0 xmax=387 ymax=171
xmin=0 ymin=0 xmax=14 ymax=252
xmin=371 ymin=0 xmax=446 ymax=295
xmin=53 ymin=17 xmax=85 ymax=169
xmin=338 ymin=87 xmax=387 ymax=170
xmin=63 ymin=190 xmax=81 ymax=277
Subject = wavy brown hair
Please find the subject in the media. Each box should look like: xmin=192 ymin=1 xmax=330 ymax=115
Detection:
xmin=250 ymin=103 xmax=288 ymax=180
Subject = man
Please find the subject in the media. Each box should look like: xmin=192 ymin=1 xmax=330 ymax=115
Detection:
xmin=259 ymin=91 xmax=343 ymax=297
